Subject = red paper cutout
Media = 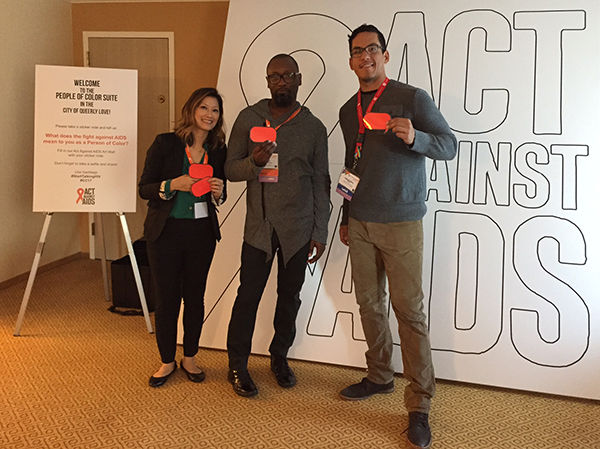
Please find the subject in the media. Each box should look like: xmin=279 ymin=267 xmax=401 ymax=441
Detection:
xmin=363 ymin=112 xmax=391 ymax=130
xmin=191 ymin=179 xmax=211 ymax=197
xmin=189 ymin=163 xmax=213 ymax=179
xmin=250 ymin=126 xmax=277 ymax=143
xmin=189 ymin=164 xmax=213 ymax=197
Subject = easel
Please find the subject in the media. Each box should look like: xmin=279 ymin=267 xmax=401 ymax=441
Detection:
xmin=13 ymin=211 xmax=153 ymax=336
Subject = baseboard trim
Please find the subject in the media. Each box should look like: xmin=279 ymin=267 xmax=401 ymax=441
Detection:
xmin=0 ymin=252 xmax=88 ymax=290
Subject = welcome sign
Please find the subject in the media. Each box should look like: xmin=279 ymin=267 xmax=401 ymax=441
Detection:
xmin=204 ymin=0 xmax=600 ymax=399
xmin=33 ymin=65 xmax=137 ymax=212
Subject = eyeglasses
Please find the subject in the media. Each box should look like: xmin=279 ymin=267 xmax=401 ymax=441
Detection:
xmin=266 ymin=72 xmax=299 ymax=84
xmin=350 ymin=44 xmax=384 ymax=58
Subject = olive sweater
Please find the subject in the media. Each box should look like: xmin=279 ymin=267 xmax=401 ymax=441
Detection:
xmin=339 ymin=80 xmax=457 ymax=225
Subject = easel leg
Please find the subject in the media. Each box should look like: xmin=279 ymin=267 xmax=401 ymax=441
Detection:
xmin=118 ymin=212 xmax=154 ymax=333
xmin=95 ymin=213 xmax=111 ymax=302
xmin=14 ymin=212 xmax=53 ymax=336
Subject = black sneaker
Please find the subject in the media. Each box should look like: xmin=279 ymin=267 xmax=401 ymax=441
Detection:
xmin=228 ymin=368 xmax=258 ymax=397
xmin=271 ymin=356 xmax=297 ymax=388
xmin=405 ymin=412 xmax=431 ymax=449
xmin=339 ymin=377 xmax=394 ymax=400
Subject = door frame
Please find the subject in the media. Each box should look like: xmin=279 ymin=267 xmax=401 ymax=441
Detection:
xmin=82 ymin=31 xmax=175 ymax=259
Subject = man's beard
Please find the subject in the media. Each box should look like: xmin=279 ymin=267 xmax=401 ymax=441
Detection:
xmin=272 ymin=91 xmax=294 ymax=108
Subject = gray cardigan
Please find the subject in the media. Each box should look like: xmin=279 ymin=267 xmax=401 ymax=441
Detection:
xmin=225 ymin=99 xmax=330 ymax=264
xmin=339 ymin=80 xmax=457 ymax=225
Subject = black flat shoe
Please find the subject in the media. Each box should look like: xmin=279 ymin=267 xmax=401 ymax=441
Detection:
xmin=180 ymin=360 xmax=206 ymax=383
xmin=149 ymin=362 xmax=177 ymax=388
xmin=228 ymin=368 xmax=258 ymax=397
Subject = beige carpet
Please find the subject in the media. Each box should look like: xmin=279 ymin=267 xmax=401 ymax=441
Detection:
xmin=0 ymin=258 xmax=598 ymax=448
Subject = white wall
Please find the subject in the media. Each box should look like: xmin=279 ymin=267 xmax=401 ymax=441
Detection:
xmin=205 ymin=0 xmax=600 ymax=400
xmin=0 ymin=0 xmax=80 ymax=283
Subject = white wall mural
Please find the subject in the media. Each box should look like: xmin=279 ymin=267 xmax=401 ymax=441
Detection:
xmin=198 ymin=0 xmax=600 ymax=400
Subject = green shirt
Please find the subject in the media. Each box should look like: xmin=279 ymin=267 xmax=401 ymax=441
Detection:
xmin=167 ymin=152 xmax=209 ymax=219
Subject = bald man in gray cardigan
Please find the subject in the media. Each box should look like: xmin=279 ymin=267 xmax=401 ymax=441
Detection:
xmin=225 ymin=54 xmax=330 ymax=398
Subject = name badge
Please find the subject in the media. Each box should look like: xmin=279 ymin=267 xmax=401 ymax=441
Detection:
xmin=259 ymin=153 xmax=279 ymax=183
xmin=194 ymin=201 xmax=209 ymax=219
xmin=336 ymin=168 xmax=360 ymax=201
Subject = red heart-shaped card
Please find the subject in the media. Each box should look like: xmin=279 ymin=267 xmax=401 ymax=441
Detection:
xmin=189 ymin=163 xmax=213 ymax=179
xmin=189 ymin=164 xmax=213 ymax=197
xmin=363 ymin=112 xmax=391 ymax=130
xmin=191 ymin=179 xmax=211 ymax=197
xmin=250 ymin=126 xmax=277 ymax=143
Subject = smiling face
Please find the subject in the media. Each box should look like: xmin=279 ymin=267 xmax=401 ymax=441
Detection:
xmin=266 ymin=56 xmax=302 ymax=108
xmin=349 ymin=31 xmax=389 ymax=90
xmin=193 ymin=96 xmax=220 ymax=132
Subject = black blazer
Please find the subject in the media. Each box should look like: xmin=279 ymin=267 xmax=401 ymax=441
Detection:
xmin=138 ymin=132 xmax=227 ymax=242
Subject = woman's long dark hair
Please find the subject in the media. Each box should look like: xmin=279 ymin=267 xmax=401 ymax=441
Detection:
xmin=174 ymin=87 xmax=226 ymax=151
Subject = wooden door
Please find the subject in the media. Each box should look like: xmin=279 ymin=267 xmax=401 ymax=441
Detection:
xmin=86 ymin=34 xmax=173 ymax=260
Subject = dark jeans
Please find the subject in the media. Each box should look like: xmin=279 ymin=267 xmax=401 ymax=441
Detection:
xmin=147 ymin=217 xmax=216 ymax=363
xmin=227 ymin=233 xmax=310 ymax=370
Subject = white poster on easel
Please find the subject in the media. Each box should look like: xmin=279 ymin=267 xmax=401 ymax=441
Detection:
xmin=33 ymin=65 xmax=137 ymax=212
xmin=18 ymin=64 xmax=152 ymax=335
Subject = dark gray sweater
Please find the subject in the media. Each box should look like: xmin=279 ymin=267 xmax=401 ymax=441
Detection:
xmin=225 ymin=99 xmax=330 ymax=263
xmin=339 ymin=80 xmax=457 ymax=225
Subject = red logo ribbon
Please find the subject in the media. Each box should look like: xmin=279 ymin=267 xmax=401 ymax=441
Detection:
xmin=76 ymin=188 xmax=84 ymax=203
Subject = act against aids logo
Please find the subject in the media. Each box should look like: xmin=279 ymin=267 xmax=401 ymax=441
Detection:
xmin=76 ymin=187 xmax=96 ymax=205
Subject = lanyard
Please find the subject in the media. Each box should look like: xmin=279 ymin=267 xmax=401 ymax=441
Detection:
xmin=265 ymin=107 xmax=301 ymax=130
xmin=185 ymin=145 xmax=208 ymax=165
xmin=353 ymin=77 xmax=389 ymax=167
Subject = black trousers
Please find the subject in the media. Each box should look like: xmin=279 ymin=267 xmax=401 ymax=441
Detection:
xmin=227 ymin=233 xmax=310 ymax=370
xmin=147 ymin=217 xmax=216 ymax=363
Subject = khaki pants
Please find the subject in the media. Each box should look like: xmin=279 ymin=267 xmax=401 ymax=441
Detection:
xmin=348 ymin=217 xmax=435 ymax=413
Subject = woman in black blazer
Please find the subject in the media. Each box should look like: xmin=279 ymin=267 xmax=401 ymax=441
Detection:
xmin=139 ymin=87 xmax=227 ymax=387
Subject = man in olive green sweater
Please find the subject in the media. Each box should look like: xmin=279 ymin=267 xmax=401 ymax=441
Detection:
xmin=338 ymin=24 xmax=457 ymax=449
